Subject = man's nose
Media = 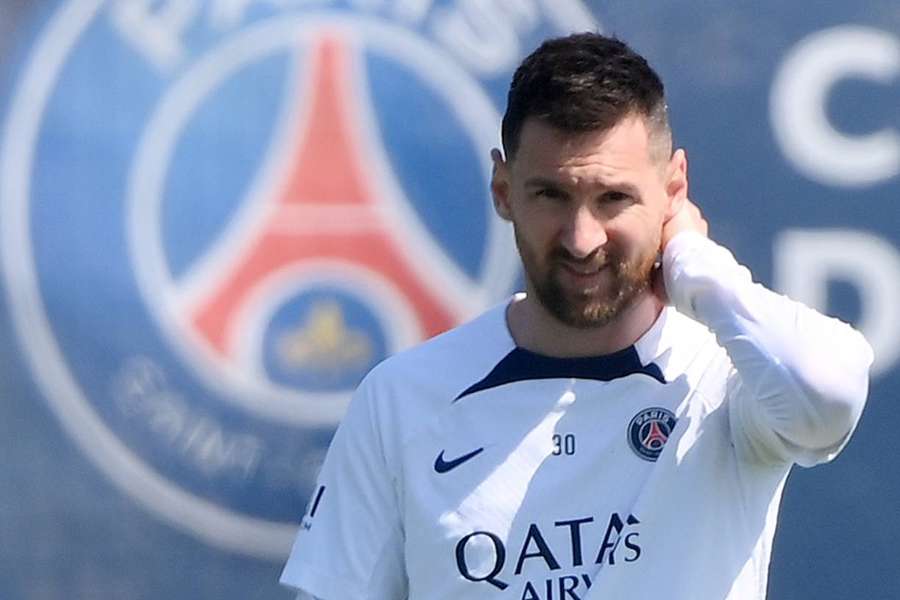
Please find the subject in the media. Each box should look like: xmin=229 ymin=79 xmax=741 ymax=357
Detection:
xmin=560 ymin=205 xmax=607 ymax=259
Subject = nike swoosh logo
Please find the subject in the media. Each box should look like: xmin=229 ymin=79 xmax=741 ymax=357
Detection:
xmin=434 ymin=447 xmax=485 ymax=473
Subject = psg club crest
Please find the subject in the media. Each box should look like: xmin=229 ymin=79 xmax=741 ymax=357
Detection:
xmin=628 ymin=407 xmax=678 ymax=462
xmin=0 ymin=1 xmax=598 ymax=558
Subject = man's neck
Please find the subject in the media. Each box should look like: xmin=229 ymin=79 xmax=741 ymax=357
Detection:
xmin=506 ymin=290 xmax=663 ymax=358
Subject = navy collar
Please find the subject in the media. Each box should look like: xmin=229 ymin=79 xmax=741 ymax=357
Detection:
xmin=455 ymin=345 xmax=665 ymax=402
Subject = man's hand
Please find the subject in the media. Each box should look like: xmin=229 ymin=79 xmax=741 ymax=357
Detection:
xmin=653 ymin=199 xmax=709 ymax=304
xmin=662 ymin=198 xmax=708 ymax=249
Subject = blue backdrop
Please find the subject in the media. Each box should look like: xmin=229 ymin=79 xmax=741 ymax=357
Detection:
xmin=1 ymin=1 xmax=898 ymax=598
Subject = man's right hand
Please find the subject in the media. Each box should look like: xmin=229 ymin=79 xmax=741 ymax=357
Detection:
xmin=653 ymin=198 xmax=709 ymax=305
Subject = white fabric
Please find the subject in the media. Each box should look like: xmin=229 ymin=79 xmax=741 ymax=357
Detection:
xmin=280 ymin=232 xmax=872 ymax=600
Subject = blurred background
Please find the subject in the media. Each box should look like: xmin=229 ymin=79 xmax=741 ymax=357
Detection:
xmin=1 ymin=1 xmax=898 ymax=598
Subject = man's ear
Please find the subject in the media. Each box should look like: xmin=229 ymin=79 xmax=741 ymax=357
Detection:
xmin=664 ymin=148 xmax=688 ymax=220
xmin=490 ymin=148 xmax=513 ymax=222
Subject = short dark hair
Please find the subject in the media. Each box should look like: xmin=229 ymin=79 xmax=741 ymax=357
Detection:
xmin=501 ymin=33 xmax=671 ymax=161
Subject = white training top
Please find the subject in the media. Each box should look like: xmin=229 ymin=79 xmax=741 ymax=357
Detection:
xmin=280 ymin=232 xmax=872 ymax=600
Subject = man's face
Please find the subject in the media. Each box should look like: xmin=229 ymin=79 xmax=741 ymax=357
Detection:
xmin=492 ymin=116 xmax=686 ymax=329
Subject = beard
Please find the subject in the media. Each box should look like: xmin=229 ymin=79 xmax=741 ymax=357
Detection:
xmin=517 ymin=233 xmax=658 ymax=330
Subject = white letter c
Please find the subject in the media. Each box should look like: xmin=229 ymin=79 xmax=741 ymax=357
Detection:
xmin=770 ymin=26 xmax=900 ymax=188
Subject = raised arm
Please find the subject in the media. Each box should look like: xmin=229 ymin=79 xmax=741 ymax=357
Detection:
xmin=660 ymin=202 xmax=873 ymax=465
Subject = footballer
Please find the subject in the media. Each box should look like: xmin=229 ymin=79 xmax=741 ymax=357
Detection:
xmin=280 ymin=33 xmax=872 ymax=600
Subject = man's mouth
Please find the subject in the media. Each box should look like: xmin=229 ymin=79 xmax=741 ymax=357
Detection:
xmin=557 ymin=262 xmax=609 ymax=290
xmin=562 ymin=264 xmax=600 ymax=276
xmin=558 ymin=259 xmax=607 ymax=276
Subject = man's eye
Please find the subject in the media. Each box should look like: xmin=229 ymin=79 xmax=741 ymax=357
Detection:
xmin=602 ymin=191 xmax=631 ymax=203
xmin=536 ymin=188 xmax=565 ymax=200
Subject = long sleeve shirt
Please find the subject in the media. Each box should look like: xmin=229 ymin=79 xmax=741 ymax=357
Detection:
xmin=282 ymin=232 xmax=872 ymax=600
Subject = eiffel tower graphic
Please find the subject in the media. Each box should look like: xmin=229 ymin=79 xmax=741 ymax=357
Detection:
xmin=181 ymin=33 xmax=473 ymax=380
xmin=641 ymin=420 xmax=670 ymax=450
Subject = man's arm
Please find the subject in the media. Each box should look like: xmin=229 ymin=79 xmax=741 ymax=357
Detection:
xmin=660 ymin=201 xmax=873 ymax=465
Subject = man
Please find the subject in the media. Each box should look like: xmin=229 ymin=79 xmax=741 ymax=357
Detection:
xmin=280 ymin=33 xmax=872 ymax=599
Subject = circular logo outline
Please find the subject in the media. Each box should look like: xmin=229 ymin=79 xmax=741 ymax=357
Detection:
xmin=0 ymin=0 xmax=600 ymax=559
xmin=628 ymin=407 xmax=677 ymax=462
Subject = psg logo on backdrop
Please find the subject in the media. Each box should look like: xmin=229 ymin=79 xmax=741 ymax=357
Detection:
xmin=0 ymin=1 xmax=597 ymax=558
xmin=628 ymin=407 xmax=678 ymax=462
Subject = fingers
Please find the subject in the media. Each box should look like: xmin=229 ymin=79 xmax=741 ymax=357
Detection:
xmin=680 ymin=198 xmax=709 ymax=236
xmin=660 ymin=197 xmax=709 ymax=251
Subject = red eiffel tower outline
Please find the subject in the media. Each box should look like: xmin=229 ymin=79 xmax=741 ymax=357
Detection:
xmin=185 ymin=33 xmax=460 ymax=361
xmin=642 ymin=420 xmax=669 ymax=449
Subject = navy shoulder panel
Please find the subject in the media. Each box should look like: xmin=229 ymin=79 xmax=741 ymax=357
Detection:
xmin=455 ymin=345 xmax=665 ymax=401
